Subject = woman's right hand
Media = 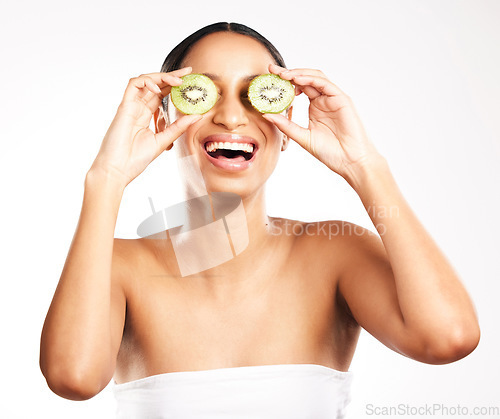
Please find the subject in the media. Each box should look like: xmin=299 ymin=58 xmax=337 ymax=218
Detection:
xmin=89 ymin=67 xmax=201 ymax=187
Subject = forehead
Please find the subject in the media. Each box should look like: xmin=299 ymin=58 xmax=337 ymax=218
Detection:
xmin=182 ymin=32 xmax=275 ymax=79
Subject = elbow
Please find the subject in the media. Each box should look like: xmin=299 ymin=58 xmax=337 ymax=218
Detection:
xmin=423 ymin=322 xmax=481 ymax=364
xmin=40 ymin=361 xmax=107 ymax=401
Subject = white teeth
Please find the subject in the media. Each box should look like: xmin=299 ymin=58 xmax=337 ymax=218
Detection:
xmin=205 ymin=141 xmax=255 ymax=153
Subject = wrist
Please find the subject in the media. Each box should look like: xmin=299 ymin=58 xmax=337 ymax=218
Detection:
xmin=85 ymin=166 xmax=127 ymax=195
xmin=343 ymin=153 xmax=390 ymax=192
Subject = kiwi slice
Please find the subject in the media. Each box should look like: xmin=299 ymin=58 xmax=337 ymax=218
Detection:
xmin=248 ymin=73 xmax=294 ymax=114
xmin=170 ymin=74 xmax=217 ymax=114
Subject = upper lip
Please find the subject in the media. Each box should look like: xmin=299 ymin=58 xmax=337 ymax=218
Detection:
xmin=202 ymin=134 xmax=259 ymax=151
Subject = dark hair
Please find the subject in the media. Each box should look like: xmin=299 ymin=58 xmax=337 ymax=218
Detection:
xmin=161 ymin=22 xmax=287 ymax=112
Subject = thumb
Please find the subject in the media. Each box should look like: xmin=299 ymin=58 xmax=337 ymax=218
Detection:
xmin=155 ymin=114 xmax=202 ymax=151
xmin=262 ymin=113 xmax=310 ymax=151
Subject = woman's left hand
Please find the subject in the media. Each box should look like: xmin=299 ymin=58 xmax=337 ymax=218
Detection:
xmin=263 ymin=63 xmax=384 ymax=185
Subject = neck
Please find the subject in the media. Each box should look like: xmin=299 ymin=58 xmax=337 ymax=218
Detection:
xmin=167 ymin=183 xmax=282 ymax=298
xmin=235 ymin=185 xmax=273 ymax=246
xmin=175 ymin=154 xmax=273 ymax=252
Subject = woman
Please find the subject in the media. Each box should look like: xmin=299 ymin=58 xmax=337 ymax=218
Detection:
xmin=40 ymin=22 xmax=480 ymax=418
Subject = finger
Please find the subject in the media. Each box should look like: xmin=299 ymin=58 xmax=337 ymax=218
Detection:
xmin=269 ymin=63 xmax=286 ymax=72
xmin=300 ymin=85 xmax=322 ymax=100
xmin=155 ymin=114 xmax=202 ymax=151
xmin=269 ymin=64 xmax=347 ymax=97
xmin=122 ymin=72 xmax=186 ymax=115
xmin=155 ymin=68 xmax=191 ymax=92
xmin=269 ymin=63 xmax=327 ymax=79
xmin=143 ymin=78 xmax=181 ymax=113
xmin=157 ymin=72 xmax=184 ymax=87
xmin=123 ymin=68 xmax=191 ymax=101
xmin=147 ymin=70 xmax=192 ymax=112
xmin=291 ymin=75 xmax=344 ymax=98
xmin=158 ymin=82 xmax=177 ymax=97
xmin=145 ymin=78 xmax=161 ymax=94
xmin=134 ymin=76 xmax=160 ymax=92
xmin=137 ymin=67 xmax=192 ymax=86
xmin=163 ymin=66 xmax=193 ymax=79
xmin=145 ymin=70 xmax=190 ymax=108
xmin=123 ymin=76 xmax=160 ymax=103
xmin=143 ymin=92 xmax=167 ymax=114
xmin=142 ymin=81 xmax=177 ymax=114
xmin=262 ymin=113 xmax=310 ymax=150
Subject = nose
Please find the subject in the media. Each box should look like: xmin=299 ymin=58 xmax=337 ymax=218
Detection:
xmin=211 ymin=93 xmax=250 ymax=131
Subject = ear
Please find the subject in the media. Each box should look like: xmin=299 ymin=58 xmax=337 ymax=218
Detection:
xmin=154 ymin=106 xmax=167 ymax=134
xmin=281 ymin=105 xmax=293 ymax=151
xmin=154 ymin=106 xmax=174 ymax=150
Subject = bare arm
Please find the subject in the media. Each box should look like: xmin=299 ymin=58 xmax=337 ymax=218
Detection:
xmin=40 ymin=68 xmax=200 ymax=400
xmin=264 ymin=64 xmax=480 ymax=364
xmin=337 ymin=157 xmax=480 ymax=363
xmin=40 ymin=171 xmax=127 ymax=400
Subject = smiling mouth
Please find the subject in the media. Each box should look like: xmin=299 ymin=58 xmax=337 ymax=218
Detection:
xmin=204 ymin=141 xmax=257 ymax=162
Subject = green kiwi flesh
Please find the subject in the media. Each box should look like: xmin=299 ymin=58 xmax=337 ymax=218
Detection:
xmin=248 ymin=73 xmax=294 ymax=114
xmin=170 ymin=74 xmax=217 ymax=114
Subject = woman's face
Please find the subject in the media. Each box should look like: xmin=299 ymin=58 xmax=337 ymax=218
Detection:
xmin=162 ymin=32 xmax=291 ymax=198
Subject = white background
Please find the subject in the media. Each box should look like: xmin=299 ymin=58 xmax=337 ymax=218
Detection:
xmin=1 ymin=0 xmax=499 ymax=417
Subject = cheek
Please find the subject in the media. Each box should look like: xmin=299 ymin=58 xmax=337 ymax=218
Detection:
xmin=261 ymin=120 xmax=284 ymax=150
xmin=256 ymin=120 xmax=284 ymax=175
xmin=173 ymin=130 xmax=193 ymax=158
xmin=172 ymin=115 xmax=203 ymax=157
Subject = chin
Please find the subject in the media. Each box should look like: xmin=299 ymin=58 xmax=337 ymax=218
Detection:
xmin=201 ymin=175 xmax=264 ymax=200
xmin=196 ymin=150 xmax=278 ymax=201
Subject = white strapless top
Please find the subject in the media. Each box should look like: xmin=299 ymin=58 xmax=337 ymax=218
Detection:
xmin=113 ymin=363 xmax=353 ymax=418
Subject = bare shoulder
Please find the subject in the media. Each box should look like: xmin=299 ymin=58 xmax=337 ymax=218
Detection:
xmin=269 ymin=216 xmax=385 ymax=270
xmin=291 ymin=219 xmax=389 ymax=286
xmin=270 ymin=217 xmax=383 ymax=255
xmin=313 ymin=219 xmax=386 ymax=261
xmin=312 ymin=219 xmax=382 ymax=255
xmin=112 ymin=238 xmax=141 ymax=270
xmin=271 ymin=217 xmax=388 ymax=319
xmin=111 ymin=237 xmax=149 ymax=291
xmin=111 ymin=235 xmax=178 ymax=289
xmin=112 ymin=236 xmax=162 ymax=266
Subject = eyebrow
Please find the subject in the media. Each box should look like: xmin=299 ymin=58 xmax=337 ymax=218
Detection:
xmin=202 ymin=72 xmax=260 ymax=83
